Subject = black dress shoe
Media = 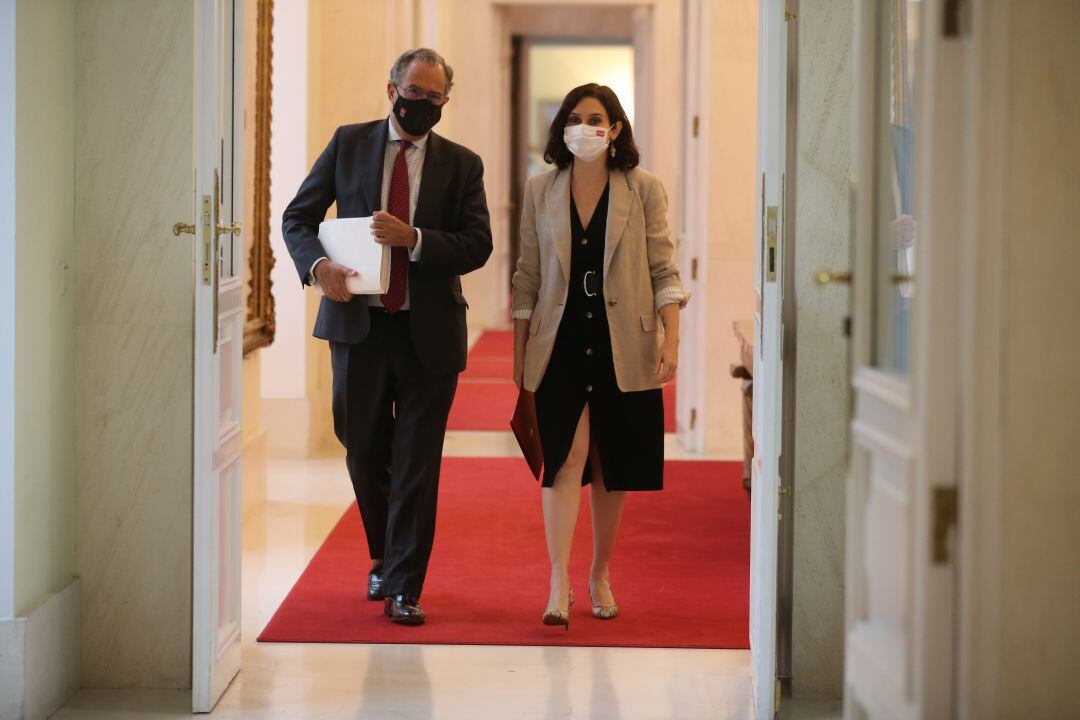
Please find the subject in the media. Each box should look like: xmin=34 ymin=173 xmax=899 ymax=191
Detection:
xmin=367 ymin=568 xmax=385 ymax=601
xmin=384 ymin=594 xmax=426 ymax=626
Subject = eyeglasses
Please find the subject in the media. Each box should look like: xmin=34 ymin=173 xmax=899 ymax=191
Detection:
xmin=395 ymin=85 xmax=449 ymax=105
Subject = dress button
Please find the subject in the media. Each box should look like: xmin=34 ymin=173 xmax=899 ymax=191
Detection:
xmin=586 ymin=311 xmax=593 ymax=319
xmin=580 ymin=238 xmax=588 ymax=245
xmin=586 ymin=348 xmax=593 ymax=356
xmin=585 ymin=384 xmax=593 ymax=393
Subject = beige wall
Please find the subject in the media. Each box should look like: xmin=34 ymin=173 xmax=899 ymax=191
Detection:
xmin=240 ymin=0 xmax=264 ymax=450
xmin=13 ymin=0 xmax=77 ymax=619
xmin=302 ymin=0 xmax=396 ymax=455
xmin=73 ymin=0 xmax=194 ymax=688
xmin=995 ymin=0 xmax=1080 ymax=716
xmin=790 ymin=0 xmax=852 ymax=699
xmin=527 ymin=44 xmax=636 ymax=149
xmin=703 ymin=1 xmax=758 ymax=457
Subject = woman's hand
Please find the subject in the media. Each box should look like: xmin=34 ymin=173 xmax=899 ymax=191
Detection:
xmin=513 ymin=317 xmax=530 ymax=390
xmin=655 ymin=301 xmax=680 ymax=384
xmin=513 ymin=356 xmax=525 ymax=390
xmin=656 ymin=336 xmax=678 ymax=384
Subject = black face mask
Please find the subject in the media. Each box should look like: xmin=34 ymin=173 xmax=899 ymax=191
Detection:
xmin=392 ymin=94 xmax=443 ymax=137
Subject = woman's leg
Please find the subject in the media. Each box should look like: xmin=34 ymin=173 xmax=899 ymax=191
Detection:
xmin=541 ymin=406 xmax=590 ymax=611
xmin=588 ymin=442 xmax=626 ymax=607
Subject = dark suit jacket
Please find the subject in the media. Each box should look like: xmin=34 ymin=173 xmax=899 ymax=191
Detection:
xmin=282 ymin=119 xmax=493 ymax=375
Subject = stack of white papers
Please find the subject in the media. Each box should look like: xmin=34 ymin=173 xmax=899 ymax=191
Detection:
xmin=317 ymin=216 xmax=391 ymax=294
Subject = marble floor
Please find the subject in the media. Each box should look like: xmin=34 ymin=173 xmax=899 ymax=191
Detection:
xmin=53 ymin=434 xmax=757 ymax=719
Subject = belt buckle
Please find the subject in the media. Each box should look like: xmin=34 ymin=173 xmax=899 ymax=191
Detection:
xmin=583 ymin=270 xmax=598 ymax=298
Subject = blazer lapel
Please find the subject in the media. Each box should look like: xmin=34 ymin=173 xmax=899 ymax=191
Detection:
xmin=604 ymin=170 xmax=634 ymax=276
xmin=414 ymin=132 xmax=450 ymax=229
xmin=546 ymin=169 xmax=572 ymax=282
xmin=357 ymin=119 xmax=388 ymax=214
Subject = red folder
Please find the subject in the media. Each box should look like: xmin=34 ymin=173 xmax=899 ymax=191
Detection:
xmin=510 ymin=390 xmax=544 ymax=480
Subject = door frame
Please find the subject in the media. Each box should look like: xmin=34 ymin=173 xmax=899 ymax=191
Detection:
xmin=0 ymin=0 xmax=14 ymax=624
xmin=750 ymin=0 xmax=791 ymax=716
xmin=676 ymin=0 xmax=710 ymax=452
xmin=955 ymin=2 xmax=1009 ymax=716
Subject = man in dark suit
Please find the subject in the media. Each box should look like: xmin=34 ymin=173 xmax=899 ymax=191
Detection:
xmin=282 ymin=48 xmax=492 ymax=625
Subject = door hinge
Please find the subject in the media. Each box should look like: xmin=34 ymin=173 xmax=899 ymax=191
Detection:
xmin=784 ymin=11 xmax=797 ymax=22
xmin=775 ymin=678 xmax=782 ymax=713
xmin=692 ymin=116 xmax=700 ymax=138
xmin=689 ymin=408 xmax=697 ymax=430
xmin=932 ymin=486 xmax=959 ymax=564
xmin=691 ymin=257 xmax=698 ymax=281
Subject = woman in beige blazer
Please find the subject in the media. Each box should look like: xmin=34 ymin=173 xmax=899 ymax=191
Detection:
xmin=511 ymin=84 xmax=687 ymax=629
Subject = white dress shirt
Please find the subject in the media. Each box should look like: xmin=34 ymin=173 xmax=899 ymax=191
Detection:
xmin=310 ymin=118 xmax=427 ymax=309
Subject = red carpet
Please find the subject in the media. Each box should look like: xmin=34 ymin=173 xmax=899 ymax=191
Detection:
xmin=258 ymin=457 xmax=748 ymax=649
xmin=448 ymin=331 xmax=677 ymax=432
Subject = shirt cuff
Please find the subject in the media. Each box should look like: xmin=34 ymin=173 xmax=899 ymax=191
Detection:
xmin=410 ymin=229 xmax=422 ymax=261
xmin=654 ymin=286 xmax=686 ymax=310
xmin=511 ymin=308 xmax=533 ymax=320
xmin=307 ymin=256 xmax=329 ymax=286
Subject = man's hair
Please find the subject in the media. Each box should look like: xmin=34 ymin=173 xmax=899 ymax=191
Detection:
xmin=390 ymin=48 xmax=454 ymax=94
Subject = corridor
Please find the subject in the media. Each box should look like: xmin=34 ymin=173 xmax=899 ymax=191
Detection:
xmin=53 ymin=437 xmax=756 ymax=719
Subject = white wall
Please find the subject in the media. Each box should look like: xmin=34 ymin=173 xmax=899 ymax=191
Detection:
xmin=261 ymin=0 xmax=309 ymax=401
xmin=0 ymin=0 xmax=16 ymax=624
xmin=13 ymin=0 xmax=76 ymax=619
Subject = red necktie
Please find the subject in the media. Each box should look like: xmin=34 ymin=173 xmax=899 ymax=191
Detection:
xmin=381 ymin=140 xmax=412 ymax=313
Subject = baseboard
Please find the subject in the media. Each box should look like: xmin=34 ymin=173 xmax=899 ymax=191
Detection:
xmin=0 ymin=578 xmax=81 ymax=720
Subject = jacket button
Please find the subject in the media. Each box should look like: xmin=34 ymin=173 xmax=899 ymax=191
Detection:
xmin=585 ymin=384 xmax=593 ymax=393
xmin=585 ymin=348 xmax=593 ymax=356
xmin=608 ymin=299 xmax=617 ymax=307
xmin=586 ymin=311 xmax=593 ymax=319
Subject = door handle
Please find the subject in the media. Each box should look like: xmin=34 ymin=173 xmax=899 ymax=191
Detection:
xmin=815 ymin=270 xmax=852 ymax=286
xmin=217 ymin=221 xmax=241 ymax=237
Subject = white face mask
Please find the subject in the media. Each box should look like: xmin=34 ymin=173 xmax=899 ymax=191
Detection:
xmin=563 ymin=123 xmax=613 ymax=162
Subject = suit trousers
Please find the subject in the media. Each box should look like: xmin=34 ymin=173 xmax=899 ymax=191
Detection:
xmin=329 ymin=308 xmax=458 ymax=598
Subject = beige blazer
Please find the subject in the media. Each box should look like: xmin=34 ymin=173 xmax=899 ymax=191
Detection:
xmin=512 ymin=167 xmax=687 ymax=393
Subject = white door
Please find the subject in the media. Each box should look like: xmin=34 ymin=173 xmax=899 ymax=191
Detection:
xmin=750 ymin=1 xmax=791 ymax=717
xmin=676 ymin=0 xmax=709 ymax=451
xmin=192 ymin=0 xmax=244 ymax=711
xmin=844 ymin=0 xmax=961 ymax=716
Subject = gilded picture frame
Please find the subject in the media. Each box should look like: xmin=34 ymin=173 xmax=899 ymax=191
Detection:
xmin=244 ymin=0 xmax=275 ymax=355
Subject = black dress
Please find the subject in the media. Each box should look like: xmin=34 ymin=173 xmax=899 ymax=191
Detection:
xmin=534 ymin=183 xmax=665 ymax=491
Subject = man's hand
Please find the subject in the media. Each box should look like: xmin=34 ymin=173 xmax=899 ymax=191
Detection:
xmin=314 ymin=260 xmax=357 ymax=303
xmin=371 ymin=211 xmax=418 ymax=250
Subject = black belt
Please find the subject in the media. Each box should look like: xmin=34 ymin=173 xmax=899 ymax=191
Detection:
xmin=369 ymin=306 xmax=410 ymax=318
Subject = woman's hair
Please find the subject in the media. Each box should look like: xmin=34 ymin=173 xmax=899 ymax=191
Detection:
xmin=543 ymin=83 xmax=640 ymax=171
